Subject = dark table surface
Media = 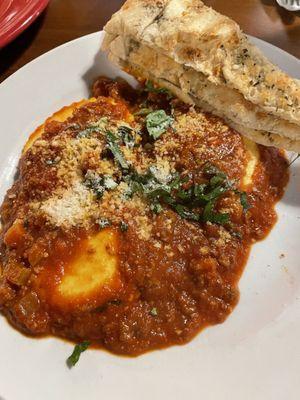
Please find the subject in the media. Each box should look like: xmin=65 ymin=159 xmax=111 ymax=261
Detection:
xmin=0 ymin=0 xmax=299 ymax=84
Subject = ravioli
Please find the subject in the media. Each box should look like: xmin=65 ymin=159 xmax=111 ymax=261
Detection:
xmin=0 ymin=77 xmax=288 ymax=355
xmin=57 ymin=230 xmax=118 ymax=299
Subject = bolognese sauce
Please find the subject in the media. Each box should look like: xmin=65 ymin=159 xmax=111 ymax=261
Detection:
xmin=0 ymin=78 xmax=288 ymax=356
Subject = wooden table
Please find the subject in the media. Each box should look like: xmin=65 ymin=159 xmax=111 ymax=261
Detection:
xmin=0 ymin=0 xmax=299 ymax=83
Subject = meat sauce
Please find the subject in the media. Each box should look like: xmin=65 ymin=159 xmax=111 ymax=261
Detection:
xmin=0 ymin=78 xmax=289 ymax=356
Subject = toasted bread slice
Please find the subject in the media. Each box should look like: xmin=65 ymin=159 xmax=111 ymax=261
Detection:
xmin=103 ymin=0 xmax=300 ymax=151
xmin=105 ymin=34 xmax=300 ymax=142
xmin=106 ymin=49 xmax=300 ymax=152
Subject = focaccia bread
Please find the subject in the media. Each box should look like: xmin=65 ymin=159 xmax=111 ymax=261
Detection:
xmin=110 ymin=52 xmax=300 ymax=152
xmin=102 ymin=0 xmax=300 ymax=151
xmin=105 ymin=35 xmax=300 ymax=151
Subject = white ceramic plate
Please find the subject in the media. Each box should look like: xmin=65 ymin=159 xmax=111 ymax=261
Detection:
xmin=0 ymin=32 xmax=300 ymax=400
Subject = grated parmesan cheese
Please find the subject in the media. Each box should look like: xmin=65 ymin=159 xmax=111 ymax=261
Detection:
xmin=40 ymin=181 xmax=94 ymax=227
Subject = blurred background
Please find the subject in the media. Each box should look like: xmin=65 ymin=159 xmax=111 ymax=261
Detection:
xmin=0 ymin=0 xmax=299 ymax=83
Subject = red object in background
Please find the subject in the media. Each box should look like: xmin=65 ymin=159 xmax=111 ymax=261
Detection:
xmin=0 ymin=0 xmax=49 ymax=48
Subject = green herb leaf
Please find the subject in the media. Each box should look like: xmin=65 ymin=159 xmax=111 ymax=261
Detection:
xmin=110 ymin=299 xmax=122 ymax=306
xmin=168 ymin=173 xmax=182 ymax=190
xmin=173 ymin=204 xmax=200 ymax=221
xmin=210 ymin=174 xmax=226 ymax=187
xmin=232 ymin=230 xmax=243 ymax=239
xmin=84 ymin=171 xmax=105 ymax=199
xmin=201 ymin=185 xmax=227 ymax=202
xmin=93 ymin=299 xmax=122 ymax=313
xmin=103 ymin=175 xmax=118 ymax=190
xmin=150 ymin=202 xmax=163 ymax=214
xmin=203 ymin=201 xmax=229 ymax=225
xmin=144 ymin=183 xmax=171 ymax=199
xmin=119 ymin=221 xmax=128 ymax=232
xmin=239 ymin=191 xmax=250 ymax=212
xmin=97 ymin=218 xmax=111 ymax=229
xmin=76 ymin=117 xmax=108 ymax=138
xmin=145 ymin=80 xmax=173 ymax=99
xmin=203 ymin=163 xmax=226 ymax=179
xmin=67 ymin=341 xmax=90 ymax=368
xmin=146 ymin=110 xmax=174 ymax=140
xmin=84 ymin=172 xmax=117 ymax=198
xmin=45 ymin=159 xmax=59 ymax=166
xmin=176 ymin=188 xmax=193 ymax=201
xmin=106 ymin=131 xmax=130 ymax=170
xmin=194 ymin=184 xmax=207 ymax=199
xmin=118 ymin=125 xmax=136 ymax=148
xmin=124 ymin=164 xmax=237 ymax=225
xmin=76 ymin=128 xmax=96 ymax=139
xmin=150 ymin=307 xmax=158 ymax=316
xmin=123 ymin=175 xmax=142 ymax=199
xmin=134 ymin=108 xmax=153 ymax=116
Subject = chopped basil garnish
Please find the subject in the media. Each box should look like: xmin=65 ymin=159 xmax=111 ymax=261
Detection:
xmin=204 ymin=164 xmax=227 ymax=181
xmin=124 ymin=163 xmax=248 ymax=226
xmin=106 ymin=131 xmax=130 ymax=170
xmin=45 ymin=159 xmax=57 ymax=166
xmin=77 ymin=128 xmax=97 ymax=139
xmin=210 ymin=174 xmax=227 ymax=187
xmin=201 ymin=185 xmax=228 ymax=203
xmin=238 ymin=191 xmax=250 ymax=212
xmin=150 ymin=202 xmax=163 ymax=214
xmin=118 ymin=125 xmax=135 ymax=148
xmin=84 ymin=171 xmax=117 ymax=199
xmin=145 ymin=80 xmax=173 ymax=99
xmin=97 ymin=218 xmax=111 ymax=229
xmin=204 ymin=163 xmax=250 ymax=213
xmin=150 ymin=307 xmax=158 ymax=316
xmin=119 ymin=221 xmax=128 ymax=232
xmin=173 ymin=204 xmax=200 ymax=221
xmin=110 ymin=299 xmax=122 ymax=306
xmin=134 ymin=107 xmax=153 ymax=116
xmin=93 ymin=299 xmax=122 ymax=313
xmin=84 ymin=171 xmax=105 ymax=199
xmin=194 ymin=183 xmax=206 ymax=199
xmin=146 ymin=110 xmax=174 ymax=140
xmin=203 ymin=201 xmax=230 ymax=225
xmin=76 ymin=117 xmax=108 ymax=138
xmin=80 ymin=114 xmax=249 ymax=230
xmin=67 ymin=341 xmax=90 ymax=368
xmin=103 ymin=175 xmax=118 ymax=190
xmin=232 ymin=230 xmax=243 ymax=239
